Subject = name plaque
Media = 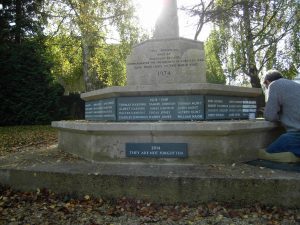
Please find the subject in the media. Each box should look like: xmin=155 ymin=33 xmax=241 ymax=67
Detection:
xmin=126 ymin=143 xmax=188 ymax=158
xmin=85 ymin=98 xmax=116 ymax=121
xmin=118 ymin=95 xmax=204 ymax=121
xmin=85 ymin=95 xmax=257 ymax=121
xmin=206 ymin=96 xmax=257 ymax=120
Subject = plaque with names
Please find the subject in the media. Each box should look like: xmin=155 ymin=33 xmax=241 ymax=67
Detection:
xmin=117 ymin=95 xmax=204 ymax=121
xmin=205 ymin=96 xmax=257 ymax=120
xmin=126 ymin=143 xmax=188 ymax=158
xmin=85 ymin=98 xmax=116 ymax=121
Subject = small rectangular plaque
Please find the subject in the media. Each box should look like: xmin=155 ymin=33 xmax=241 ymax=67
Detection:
xmin=126 ymin=143 xmax=188 ymax=158
xmin=205 ymin=96 xmax=256 ymax=120
xmin=85 ymin=98 xmax=116 ymax=121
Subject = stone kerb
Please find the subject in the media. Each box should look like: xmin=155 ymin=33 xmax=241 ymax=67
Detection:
xmin=126 ymin=38 xmax=206 ymax=85
xmin=81 ymin=83 xmax=261 ymax=101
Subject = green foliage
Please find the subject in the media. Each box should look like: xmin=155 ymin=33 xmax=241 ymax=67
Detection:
xmin=92 ymin=36 xmax=136 ymax=88
xmin=0 ymin=0 xmax=44 ymax=43
xmin=0 ymin=0 xmax=65 ymax=125
xmin=216 ymin=0 xmax=299 ymax=86
xmin=205 ymin=29 xmax=226 ymax=84
xmin=45 ymin=34 xmax=135 ymax=92
xmin=187 ymin=0 xmax=299 ymax=87
xmin=281 ymin=65 xmax=299 ymax=80
xmin=43 ymin=0 xmax=141 ymax=92
xmin=45 ymin=36 xmax=85 ymax=93
xmin=0 ymin=39 xmax=65 ymax=125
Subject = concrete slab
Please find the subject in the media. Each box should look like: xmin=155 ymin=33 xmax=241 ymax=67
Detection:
xmin=0 ymin=147 xmax=299 ymax=207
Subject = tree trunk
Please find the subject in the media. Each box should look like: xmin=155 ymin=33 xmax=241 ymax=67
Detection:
xmin=82 ymin=40 xmax=93 ymax=92
xmin=242 ymin=1 xmax=265 ymax=112
xmin=15 ymin=0 xmax=22 ymax=44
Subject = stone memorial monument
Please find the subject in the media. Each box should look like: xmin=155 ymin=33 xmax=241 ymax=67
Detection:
xmin=127 ymin=0 xmax=205 ymax=85
xmin=153 ymin=0 xmax=179 ymax=39
xmin=52 ymin=0 xmax=282 ymax=163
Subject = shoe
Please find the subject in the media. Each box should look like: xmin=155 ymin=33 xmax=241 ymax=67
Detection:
xmin=258 ymin=149 xmax=300 ymax=163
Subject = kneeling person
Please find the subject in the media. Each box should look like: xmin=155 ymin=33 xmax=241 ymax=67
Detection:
xmin=259 ymin=69 xmax=300 ymax=163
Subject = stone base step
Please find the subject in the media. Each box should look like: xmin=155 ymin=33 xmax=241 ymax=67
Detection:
xmin=0 ymin=147 xmax=299 ymax=207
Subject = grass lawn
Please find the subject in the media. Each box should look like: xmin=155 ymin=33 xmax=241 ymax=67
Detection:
xmin=0 ymin=125 xmax=57 ymax=156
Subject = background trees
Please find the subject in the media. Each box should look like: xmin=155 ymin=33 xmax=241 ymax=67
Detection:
xmin=43 ymin=0 xmax=141 ymax=92
xmin=184 ymin=0 xmax=299 ymax=88
xmin=0 ymin=0 xmax=142 ymax=124
xmin=0 ymin=0 xmax=299 ymax=124
xmin=0 ymin=0 xmax=44 ymax=44
xmin=0 ymin=0 xmax=64 ymax=125
xmin=182 ymin=0 xmax=299 ymax=109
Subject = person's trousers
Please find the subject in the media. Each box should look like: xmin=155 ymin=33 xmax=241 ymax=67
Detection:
xmin=267 ymin=131 xmax=300 ymax=157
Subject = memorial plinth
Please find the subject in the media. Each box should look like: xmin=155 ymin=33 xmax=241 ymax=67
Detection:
xmin=52 ymin=82 xmax=283 ymax=163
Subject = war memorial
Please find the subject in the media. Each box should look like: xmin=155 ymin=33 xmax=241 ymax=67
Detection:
xmin=1 ymin=0 xmax=299 ymax=207
xmin=52 ymin=0 xmax=280 ymax=163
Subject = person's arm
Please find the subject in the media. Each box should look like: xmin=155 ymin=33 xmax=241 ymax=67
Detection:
xmin=264 ymin=83 xmax=281 ymax=122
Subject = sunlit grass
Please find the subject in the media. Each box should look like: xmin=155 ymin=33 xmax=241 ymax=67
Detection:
xmin=0 ymin=125 xmax=57 ymax=155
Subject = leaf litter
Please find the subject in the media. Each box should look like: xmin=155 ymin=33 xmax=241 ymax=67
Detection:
xmin=0 ymin=186 xmax=299 ymax=225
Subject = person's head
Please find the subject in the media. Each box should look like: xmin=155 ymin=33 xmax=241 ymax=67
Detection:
xmin=263 ymin=69 xmax=283 ymax=89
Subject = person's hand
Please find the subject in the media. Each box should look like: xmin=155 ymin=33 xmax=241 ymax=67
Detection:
xmin=257 ymin=107 xmax=265 ymax=117
xmin=258 ymin=107 xmax=265 ymax=113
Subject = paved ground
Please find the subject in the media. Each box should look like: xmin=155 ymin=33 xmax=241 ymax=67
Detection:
xmin=0 ymin=145 xmax=299 ymax=179
xmin=0 ymin=146 xmax=299 ymax=224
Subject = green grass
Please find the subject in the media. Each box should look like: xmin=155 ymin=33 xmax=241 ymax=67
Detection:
xmin=0 ymin=125 xmax=57 ymax=155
